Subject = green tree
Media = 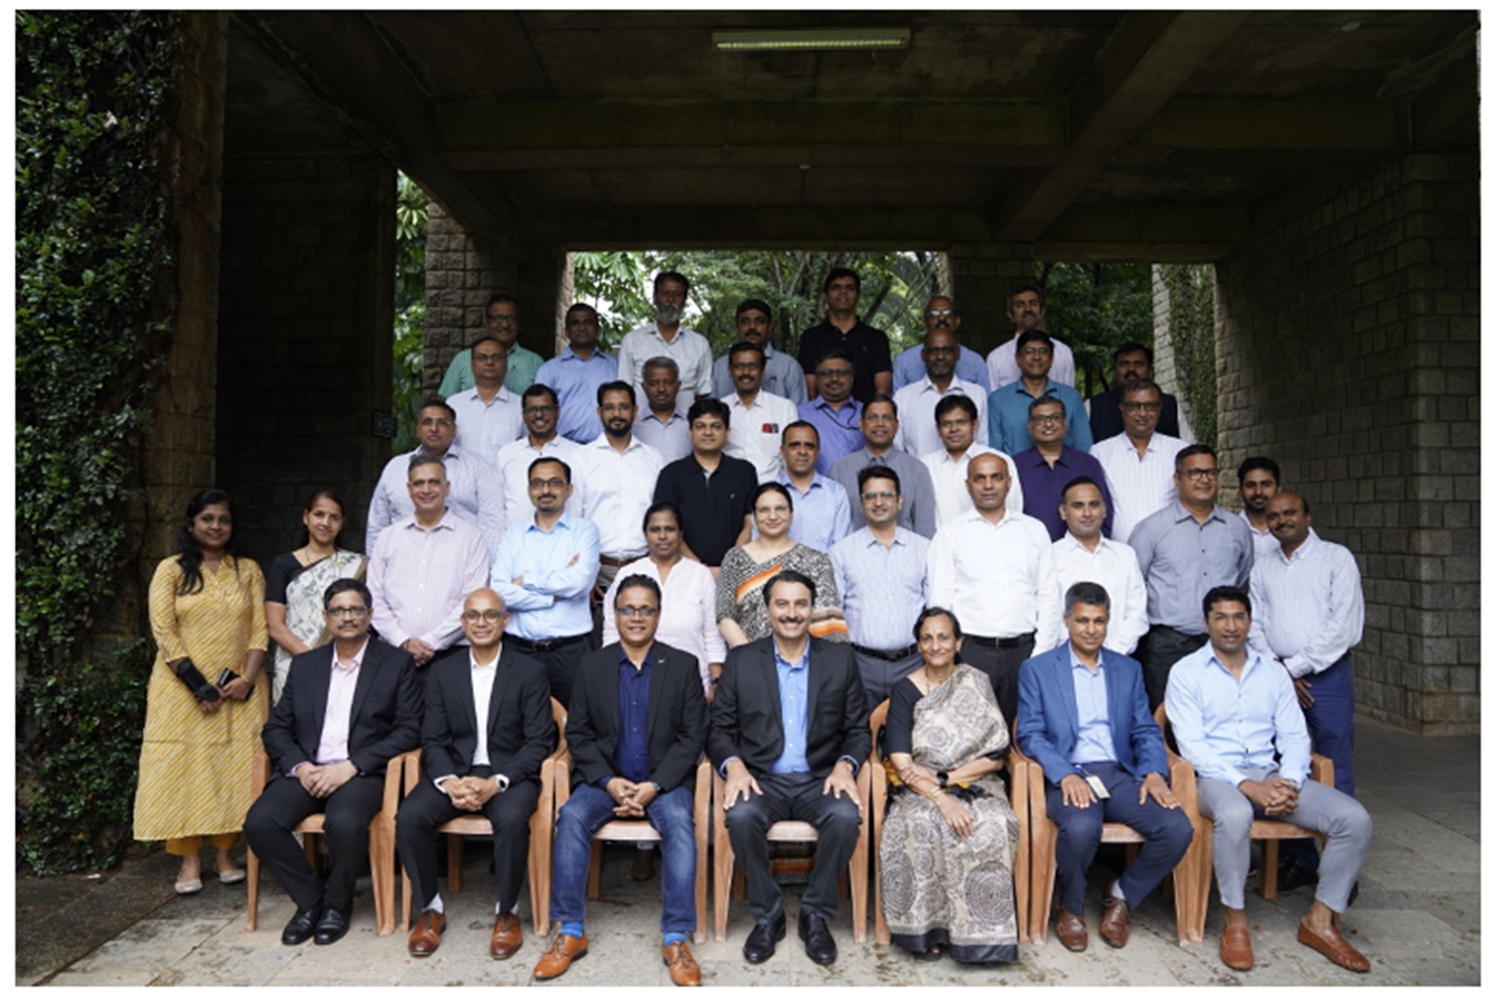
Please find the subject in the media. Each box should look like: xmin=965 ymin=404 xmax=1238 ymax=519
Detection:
xmin=391 ymin=172 xmax=428 ymax=451
xmin=1039 ymin=262 xmax=1154 ymax=398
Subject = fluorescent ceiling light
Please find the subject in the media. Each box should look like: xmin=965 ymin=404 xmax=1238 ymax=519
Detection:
xmin=712 ymin=27 xmax=910 ymax=52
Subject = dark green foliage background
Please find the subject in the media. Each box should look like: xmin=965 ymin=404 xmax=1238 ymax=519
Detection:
xmin=15 ymin=10 xmax=181 ymax=874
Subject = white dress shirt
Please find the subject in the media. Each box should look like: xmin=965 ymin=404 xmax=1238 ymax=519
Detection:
xmin=572 ymin=435 xmax=666 ymax=560
xmin=601 ymin=557 xmax=725 ymax=691
xmin=986 ymin=335 xmax=1076 ymax=390
xmin=1238 ymin=508 xmax=1282 ymax=560
xmin=928 ymin=507 xmax=1062 ymax=649
xmin=891 ymin=374 xmax=990 ymax=458
xmin=617 ymin=323 xmax=714 ymax=412
xmin=920 ymin=444 xmax=1024 ymax=527
xmin=446 ymin=386 xmax=523 ymax=461
xmin=1051 ymin=533 xmax=1150 ymax=655
xmin=1249 ymin=531 xmax=1364 ymax=679
xmin=721 ymin=389 xmax=799 ymax=483
xmin=432 ymin=648 xmax=510 ymax=791
xmin=494 ymin=435 xmax=581 ymax=532
xmin=1089 ymin=431 xmax=1187 ymax=543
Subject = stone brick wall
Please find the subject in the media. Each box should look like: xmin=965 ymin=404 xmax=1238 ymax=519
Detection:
xmin=422 ymin=201 xmax=517 ymax=391
xmin=946 ymin=242 xmax=1038 ymax=355
xmin=1215 ymin=152 xmax=1479 ymax=734
xmin=1148 ymin=266 xmax=1199 ymax=437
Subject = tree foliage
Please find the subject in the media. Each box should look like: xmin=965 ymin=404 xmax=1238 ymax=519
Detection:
xmin=392 ymin=171 xmax=428 ymax=451
xmin=1159 ymin=263 xmax=1218 ymax=444
xmin=1039 ymin=261 xmax=1154 ymax=398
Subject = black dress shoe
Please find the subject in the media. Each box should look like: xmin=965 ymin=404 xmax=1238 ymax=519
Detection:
xmin=742 ymin=914 xmax=787 ymax=964
xmin=798 ymin=911 xmax=837 ymax=966
xmin=313 ymin=907 xmax=351 ymax=945
xmin=281 ymin=904 xmax=321 ymax=946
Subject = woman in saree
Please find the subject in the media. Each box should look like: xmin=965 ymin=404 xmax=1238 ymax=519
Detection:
xmin=879 ymin=607 xmax=1021 ymax=965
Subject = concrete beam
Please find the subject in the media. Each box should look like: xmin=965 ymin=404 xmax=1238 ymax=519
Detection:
xmin=994 ymin=10 xmax=1249 ymax=243
xmin=1035 ymin=203 xmax=1247 ymax=263
xmin=1138 ymin=99 xmax=1401 ymax=151
xmin=1410 ymin=55 xmax=1479 ymax=150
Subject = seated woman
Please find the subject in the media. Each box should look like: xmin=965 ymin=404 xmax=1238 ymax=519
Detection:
xmin=715 ymin=482 xmax=846 ymax=648
xmin=880 ymin=607 xmax=1020 ymax=965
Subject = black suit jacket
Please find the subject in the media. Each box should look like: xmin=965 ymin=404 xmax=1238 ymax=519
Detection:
xmin=420 ymin=644 xmax=555 ymax=784
xmin=708 ymin=637 xmax=870 ymax=779
xmin=566 ymin=642 xmax=708 ymax=793
xmin=261 ymin=637 xmax=422 ymax=778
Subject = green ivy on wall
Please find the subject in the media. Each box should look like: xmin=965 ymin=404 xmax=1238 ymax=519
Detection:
xmin=1159 ymin=264 xmax=1218 ymax=445
xmin=16 ymin=10 xmax=182 ymax=874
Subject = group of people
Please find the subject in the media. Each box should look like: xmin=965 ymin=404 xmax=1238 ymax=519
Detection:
xmin=132 ymin=272 xmax=1373 ymax=981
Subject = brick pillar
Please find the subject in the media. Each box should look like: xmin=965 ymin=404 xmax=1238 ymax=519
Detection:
xmin=1215 ymin=152 xmax=1478 ymax=733
xmin=516 ymin=240 xmax=570 ymax=357
xmin=422 ymin=201 xmax=517 ymax=390
xmin=946 ymin=242 xmax=1039 ymax=355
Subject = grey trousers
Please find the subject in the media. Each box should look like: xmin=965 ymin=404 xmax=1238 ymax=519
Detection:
xmin=1196 ymin=766 xmax=1371 ymax=912
xmin=852 ymin=649 xmax=922 ymax=716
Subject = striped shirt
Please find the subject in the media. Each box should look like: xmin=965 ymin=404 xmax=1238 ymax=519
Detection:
xmin=1249 ymin=530 xmax=1364 ymax=679
xmin=1090 ymin=431 xmax=1187 ymax=543
xmin=829 ymin=527 xmax=930 ymax=652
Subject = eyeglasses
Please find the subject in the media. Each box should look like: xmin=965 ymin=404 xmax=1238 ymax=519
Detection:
xmin=860 ymin=490 xmax=898 ymax=502
xmin=754 ymin=505 xmax=791 ymax=517
xmin=616 ymin=605 xmax=659 ymax=619
xmin=1020 ymin=346 xmax=1052 ymax=357
xmin=473 ymin=352 xmax=507 ymax=365
xmin=485 ymin=313 xmax=517 ymax=324
xmin=1029 ymin=413 xmax=1065 ymax=425
xmin=522 ymin=405 xmax=558 ymax=416
xmin=327 ymin=606 xmax=369 ymax=618
xmin=925 ymin=309 xmax=955 ymax=318
xmin=1182 ymin=468 xmax=1220 ymax=481
xmin=462 ymin=609 xmax=505 ymax=622
xmin=815 ymin=368 xmax=853 ymax=379
xmin=1122 ymin=401 xmax=1161 ymax=413
xmin=529 ymin=477 xmax=567 ymax=490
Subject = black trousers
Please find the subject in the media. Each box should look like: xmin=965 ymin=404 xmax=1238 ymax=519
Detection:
xmin=532 ymin=638 xmax=593 ymax=710
xmin=1136 ymin=625 xmax=1208 ymax=711
xmin=395 ymin=777 xmax=540 ymax=913
xmin=961 ymin=637 xmax=1035 ymax=724
xmin=243 ymin=772 xmax=387 ymax=913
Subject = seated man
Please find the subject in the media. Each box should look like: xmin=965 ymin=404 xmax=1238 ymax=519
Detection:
xmin=709 ymin=570 xmax=870 ymax=967
xmin=534 ymin=575 xmax=709 ymax=985
xmin=1166 ymin=586 xmax=1372 ymax=974
xmin=245 ymin=579 xmax=421 ymax=947
xmin=398 ymin=588 xmax=555 ymax=960
xmin=1016 ymin=582 xmax=1193 ymax=952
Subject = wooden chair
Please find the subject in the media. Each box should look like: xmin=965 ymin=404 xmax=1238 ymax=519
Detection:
xmin=868 ymin=701 xmax=1033 ymax=946
xmin=399 ymin=697 xmax=568 ymax=936
xmin=245 ymin=748 xmax=415 ymax=936
xmin=1018 ymin=705 xmax=1204 ymax=947
xmin=711 ymin=757 xmax=871 ymax=943
xmin=549 ymin=754 xmax=712 ymax=944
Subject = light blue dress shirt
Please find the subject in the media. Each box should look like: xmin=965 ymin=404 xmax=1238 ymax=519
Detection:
xmin=535 ymin=346 xmax=620 ymax=444
xmin=828 ymin=527 xmax=929 ymax=651
xmin=796 ymin=398 xmax=865 ymax=475
xmin=490 ymin=513 xmax=601 ymax=641
xmin=987 ymin=379 xmax=1093 ymax=456
xmin=778 ymin=472 xmax=852 ymax=552
xmin=1069 ymin=650 xmax=1118 ymax=766
xmin=1130 ymin=501 xmax=1255 ymax=632
xmin=891 ymin=342 xmax=989 ymax=391
xmin=769 ymin=644 xmax=811 ymax=774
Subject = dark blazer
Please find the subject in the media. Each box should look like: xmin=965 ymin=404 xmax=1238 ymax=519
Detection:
xmin=708 ymin=636 xmax=870 ymax=778
xmin=261 ymin=637 xmax=422 ymax=777
xmin=1015 ymin=642 xmax=1169 ymax=787
xmin=420 ymin=644 xmax=555 ymax=784
xmin=566 ymin=642 xmax=708 ymax=793
xmin=1086 ymin=385 xmax=1183 ymax=442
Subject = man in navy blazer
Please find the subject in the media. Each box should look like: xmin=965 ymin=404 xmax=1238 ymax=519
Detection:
xmin=709 ymin=569 xmax=870 ymax=967
xmin=1016 ymin=581 xmax=1193 ymax=952
xmin=246 ymin=578 xmax=422 ymax=947
xmin=397 ymin=588 xmax=555 ymax=960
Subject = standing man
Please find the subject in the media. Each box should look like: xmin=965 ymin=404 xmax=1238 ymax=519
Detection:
xmin=1130 ymin=445 xmax=1255 ymax=709
xmin=245 ymin=578 xmax=421 ymax=946
xmin=440 ymin=293 xmax=544 ymax=398
xmin=617 ymin=271 xmax=713 ymax=411
xmin=712 ymin=299 xmax=807 ymax=403
xmin=829 ymin=467 xmax=929 ymax=710
xmin=652 ymin=398 xmax=758 ymax=571
xmin=721 ymin=341 xmax=799 ymax=483
xmin=920 ymin=395 xmax=1022 ymax=528
xmin=828 ymin=395 xmax=938 ymax=539
xmin=446 ymin=335 xmax=523 ymax=460
xmin=1090 ymin=380 xmax=1188 ymax=543
xmin=927 ymin=453 xmax=1060 ymax=720
xmin=985 ymin=283 xmax=1076 ymax=390
xmin=797 ymin=267 xmax=892 ymax=404
xmin=535 ymin=576 xmax=709 ymax=985
xmin=495 ymin=384 xmax=580 ymax=532
xmin=1052 ymin=476 xmax=1149 ymax=657
xmin=369 ymin=456 xmax=491 ymax=667
xmin=777 ymin=422 xmax=851 ymax=553
xmin=1014 ymin=396 xmax=1115 ymax=541
xmin=633 ymin=357 xmax=692 ymax=463
xmin=1167 ymin=587 xmax=1372 ymax=974
xmin=796 ymin=349 xmax=866 ymax=474
xmin=710 ymin=570 xmax=870 ymax=966
xmin=535 ymin=303 xmax=620 ymax=445
xmin=891 ymin=324 xmax=990 ymax=458
xmin=1016 ymin=581 xmax=1193 ymax=952
xmin=988 ymin=332 xmax=1092 ymax=456
xmin=490 ymin=457 xmax=601 ymax=707
xmin=1085 ymin=342 xmax=1188 ymax=443
xmin=398 ymin=588 xmax=555 ymax=960
xmin=367 ymin=399 xmax=504 ymax=559
xmin=890 ymin=295 xmax=989 ymax=391
xmin=1236 ymin=456 xmax=1283 ymax=559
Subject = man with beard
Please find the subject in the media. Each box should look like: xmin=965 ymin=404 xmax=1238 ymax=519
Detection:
xmin=892 ymin=321 xmax=990 ymax=458
xmin=536 ymin=303 xmax=620 ymax=445
xmin=721 ymin=341 xmax=799 ymax=483
xmin=985 ymin=283 xmax=1075 ymax=390
xmin=712 ymin=299 xmax=807 ymax=404
xmin=632 ymin=357 xmax=692 ymax=463
xmin=617 ymin=271 xmax=713 ymax=412
xmin=1085 ymin=342 xmax=1189 ymax=443
xmin=797 ymin=268 xmax=892 ymax=404
xmin=1236 ymin=456 xmax=1283 ymax=559
xmin=890 ymin=296 xmax=989 ymax=391
xmin=495 ymin=384 xmax=581 ymax=531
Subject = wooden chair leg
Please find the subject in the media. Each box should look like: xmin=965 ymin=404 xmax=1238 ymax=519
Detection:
xmin=1261 ymin=840 xmax=1279 ymax=900
xmin=303 ymin=831 xmax=319 ymax=867
xmin=587 ymin=841 xmax=603 ymax=899
xmin=245 ymin=847 xmax=260 ymax=932
xmin=447 ymin=834 xmax=464 ymax=893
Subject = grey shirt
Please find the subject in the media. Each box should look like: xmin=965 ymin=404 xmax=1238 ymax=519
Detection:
xmin=1129 ymin=500 xmax=1254 ymax=632
xmin=828 ymin=446 xmax=938 ymax=540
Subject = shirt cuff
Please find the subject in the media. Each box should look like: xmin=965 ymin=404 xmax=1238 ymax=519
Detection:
xmin=838 ymin=755 xmax=861 ymax=776
xmin=1284 ymin=654 xmax=1313 ymax=679
xmin=288 ymin=761 xmax=311 ymax=779
xmin=719 ymin=756 xmax=741 ymax=779
xmin=434 ymin=774 xmax=458 ymax=793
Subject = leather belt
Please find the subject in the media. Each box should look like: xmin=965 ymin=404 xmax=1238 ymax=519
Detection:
xmin=965 ymin=631 xmax=1036 ymax=650
xmin=851 ymin=643 xmax=919 ymax=662
xmin=599 ymin=555 xmax=639 ymax=568
xmin=506 ymin=633 xmax=590 ymax=653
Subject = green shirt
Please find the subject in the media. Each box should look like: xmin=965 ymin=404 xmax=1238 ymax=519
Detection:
xmin=439 ymin=343 xmax=545 ymax=397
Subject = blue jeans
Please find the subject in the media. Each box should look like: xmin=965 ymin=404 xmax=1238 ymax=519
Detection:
xmin=550 ymin=783 xmax=697 ymax=935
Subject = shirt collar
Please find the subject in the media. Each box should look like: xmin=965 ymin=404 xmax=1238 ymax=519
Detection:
xmin=1069 ymin=645 xmax=1103 ymax=675
xmin=618 ymin=643 xmax=656 ymax=671
xmin=774 ymin=641 xmax=811 ymax=672
xmin=1171 ymin=500 xmax=1226 ymax=524
xmin=470 ymin=647 xmax=501 ymax=673
xmin=332 ymin=638 xmax=370 ymax=672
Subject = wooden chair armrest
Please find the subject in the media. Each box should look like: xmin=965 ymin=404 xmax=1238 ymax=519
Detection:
xmin=551 ymin=751 xmax=574 ymax=817
xmin=251 ymin=751 xmax=271 ymax=797
xmin=384 ymin=750 xmax=419 ymax=813
xmin=1310 ymin=753 xmax=1335 ymax=788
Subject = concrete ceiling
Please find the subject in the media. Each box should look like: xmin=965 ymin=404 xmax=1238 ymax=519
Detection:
xmin=227 ymin=9 xmax=1477 ymax=261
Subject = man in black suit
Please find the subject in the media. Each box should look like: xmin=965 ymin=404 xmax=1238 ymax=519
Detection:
xmin=397 ymin=587 xmax=555 ymax=959
xmin=533 ymin=574 xmax=709 ymax=985
xmin=709 ymin=569 xmax=870 ymax=967
xmin=245 ymin=578 xmax=421 ymax=947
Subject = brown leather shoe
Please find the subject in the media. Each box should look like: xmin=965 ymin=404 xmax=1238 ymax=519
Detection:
xmin=1297 ymin=916 xmax=1370 ymax=972
xmin=1056 ymin=908 xmax=1088 ymax=952
xmin=490 ymin=913 xmax=523 ymax=961
xmin=407 ymin=910 xmax=445 ymax=957
xmin=632 ymin=848 xmax=656 ymax=881
xmin=662 ymin=940 xmax=702 ymax=987
xmin=1099 ymin=896 xmax=1130 ymax=949
xmin=1220 ymin=923 xmax=1254 ymax=971
xmin=532 ymin=933 xmax=588 ymax=979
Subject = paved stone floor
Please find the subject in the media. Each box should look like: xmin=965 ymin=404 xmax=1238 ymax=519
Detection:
xmin=19 ymin=715 xmax=1479 ymax=987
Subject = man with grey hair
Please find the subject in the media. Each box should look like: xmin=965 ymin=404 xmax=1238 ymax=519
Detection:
xmin=632 ymin=356 xmax=691 ymax=462
xmin=617 ymin=271 xmax=713 ymax=411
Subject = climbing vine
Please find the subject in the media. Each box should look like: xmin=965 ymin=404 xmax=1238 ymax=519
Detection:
xmin=1159 ymin=264 xmax=1218 ymax=445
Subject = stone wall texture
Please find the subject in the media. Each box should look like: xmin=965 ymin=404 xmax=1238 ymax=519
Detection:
xmin=422 ymin=201 xmax=517 ymax=390
xmin=946 ymin=242 xmax=1038 ymax=355
xmin=1215 ymin=152 xmax=1479 ymax=734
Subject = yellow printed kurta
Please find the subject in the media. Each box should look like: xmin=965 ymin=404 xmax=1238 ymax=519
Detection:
xmin=133 ymin=556 xmax=270 ymax=841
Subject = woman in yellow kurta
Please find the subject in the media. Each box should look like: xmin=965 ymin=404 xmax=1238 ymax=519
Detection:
xmin=134 ymin=489 xmax=270 ymax=894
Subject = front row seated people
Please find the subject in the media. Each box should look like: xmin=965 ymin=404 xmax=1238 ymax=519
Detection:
xmin=1166 ymin=586 xmax=1372 ymax=973
xmin=1016 ymin=582 xmax=1193 ymax=952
